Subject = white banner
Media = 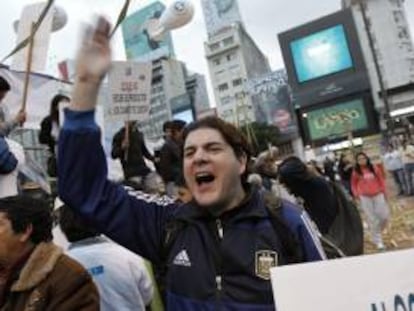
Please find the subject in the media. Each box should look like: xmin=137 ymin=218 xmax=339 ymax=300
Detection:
xmin=107 ymin=61 xmax=152 ymax=122
xmin=11 ymin=2 xmax=54 ymax=73
xmin=271 ymin=249 xmax=414 ymax=311
xmin=0 ymin=67 xmax=71 ymax=129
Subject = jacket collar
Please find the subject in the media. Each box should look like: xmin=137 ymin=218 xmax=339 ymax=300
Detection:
xmin=175 ymin=187 xmax=269 ymax=222
xmin=11 ymin=242 xmax=63 ymax=292
xmin=68 ymin=236 xmax=108 ymax=250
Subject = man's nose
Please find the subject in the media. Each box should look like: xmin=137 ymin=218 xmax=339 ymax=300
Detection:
xmin=193 ymin=148 xmax=208 ymax=163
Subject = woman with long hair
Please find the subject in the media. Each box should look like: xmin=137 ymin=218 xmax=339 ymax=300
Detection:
xmin=338 ymin=152 xmax=354 ymax=196
xmin=38 ymin=94 xmax=70 ymax=177
xmin=351 ymin=152 xmax=390 ymax=250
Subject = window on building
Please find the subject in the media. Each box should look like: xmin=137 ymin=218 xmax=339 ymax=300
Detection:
xmin=214 ymin=69 xmax=225 ymax=76
xmin=223 ymin=36 xmax=234 ymax=46
xmin=235 ymin=91 xmax=246 ymax=100
xmin=233 ymin=78 xmax=243 ymax=87
xmin=220 ymin=96 xmax=231 ymax=105
xmin=218 ymin=83 xmax=229 ymax=92
xmin=213 ymin=58 xmax=221 ymax=66
xmin=210 ymin=42 xmax=220 ymax=51
xmin=226 ymin=52 xmax=236 ymax=62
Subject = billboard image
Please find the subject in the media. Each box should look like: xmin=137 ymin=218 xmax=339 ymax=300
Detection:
xmin=305 ymin=98 xmax=368 ymax=141
xmin=122 ymin=2 xmax=175 ymax=61
xmin=201 ymin=0 xmax=242 ymax=36
xmin=290 ymin=25 xmax=353 ymax=83
xmin=247 ymin=70 xmax=297 ymax=137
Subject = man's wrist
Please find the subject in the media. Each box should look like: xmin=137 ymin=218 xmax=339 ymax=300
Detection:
xmin=71 ymin=80 xmax=100 ymax=111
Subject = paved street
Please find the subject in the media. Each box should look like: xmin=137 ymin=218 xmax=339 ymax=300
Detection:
xmin=364 ymin=194 xmax=414 ymax=254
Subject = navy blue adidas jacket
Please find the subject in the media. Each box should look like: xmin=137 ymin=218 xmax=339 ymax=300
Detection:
xmin=0 ymin=136 xmax=17 ymax=174
xmin=58 ymin=109 xmax=325 ymax=311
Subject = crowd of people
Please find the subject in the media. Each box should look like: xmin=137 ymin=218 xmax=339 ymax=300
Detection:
xmin=0 ymin=16 xmax=412 ymax=311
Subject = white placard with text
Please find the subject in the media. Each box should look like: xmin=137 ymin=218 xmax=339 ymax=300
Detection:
xmin=107 ymin=61 xmax=152 ymax=122
xmin=271 ymin=249 xmax=414 ymax=311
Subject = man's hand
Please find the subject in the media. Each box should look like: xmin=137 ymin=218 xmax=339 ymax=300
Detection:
xmin=71 ymin=17 xmax=112 ymax=111
xmin=14 ymin=110 xmax=26 ymax=126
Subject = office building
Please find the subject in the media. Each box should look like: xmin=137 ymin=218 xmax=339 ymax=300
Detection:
xmin=204 ymin=22 xmax=271 ymax=125
xmin=342 ymin=0 xmax=414 ymax=120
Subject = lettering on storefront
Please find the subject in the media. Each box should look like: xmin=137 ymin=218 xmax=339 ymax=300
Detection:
xmin=313 ymin=108 xmax=360 ymax=131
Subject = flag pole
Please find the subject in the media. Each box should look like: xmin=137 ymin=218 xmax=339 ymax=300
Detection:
xmin=21 ymin=22 xmax=36 ymax=113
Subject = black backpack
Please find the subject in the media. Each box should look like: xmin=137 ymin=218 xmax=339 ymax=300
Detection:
xmin=264 ymin=190 xmax=346 ymax=259
xmin=323 ymin=181 xmax=364 ymax=258
xmin=267 ymin=182 xmax=363 ymax=259
xmin=268 ymin=182 xmax=363 ymax=259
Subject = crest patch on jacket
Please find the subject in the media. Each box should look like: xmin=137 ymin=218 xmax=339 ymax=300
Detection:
xmin=255 ymin=250 xmax=278 ymax=280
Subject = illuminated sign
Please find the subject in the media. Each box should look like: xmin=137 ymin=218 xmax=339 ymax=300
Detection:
xmin=306 ymin=99 xmax=368 ymax=140
xmin=290 ymin=24 xmax=354 ymax=83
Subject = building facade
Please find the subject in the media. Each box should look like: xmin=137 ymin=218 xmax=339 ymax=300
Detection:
xmin=342 ymin=0 xmax=414 ymax=121
xmin=204 ymin=23 xmax=271 ymax=125
xmin=121 ymin=1 xmax=210 ymax=140
xmin=138 ymin=58 xmax=210 ymax=140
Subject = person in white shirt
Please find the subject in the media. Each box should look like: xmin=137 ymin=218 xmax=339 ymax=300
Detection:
xmin=59 ymin=204 xmax=153 ymax=311
xmin=383 ymin=144 xmax=407 ymax=195
xmin=401 ymin=140 xmax=414 ymax=196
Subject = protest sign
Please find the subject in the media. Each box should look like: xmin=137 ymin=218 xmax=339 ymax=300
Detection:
xmin=107 ymin=61 xmax=152 ymax=122
xmin=271 ymin=249 xmax=414 ymax=311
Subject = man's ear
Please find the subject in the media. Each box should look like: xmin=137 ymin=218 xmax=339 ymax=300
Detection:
xmin=238 ymin=153 xmax=248 ymax=175
xmin=18 ymin=224 xmax=33 ymax=243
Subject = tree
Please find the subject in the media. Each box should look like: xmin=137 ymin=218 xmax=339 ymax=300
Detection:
xmin=240 ymin=122 xmax=282 ymax=155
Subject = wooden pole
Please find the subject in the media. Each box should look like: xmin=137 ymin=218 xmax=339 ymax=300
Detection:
xmin=21 ymin=23 xmax=36 ymax=113
xmin=124 ymin=120 xmax=130 ymax=162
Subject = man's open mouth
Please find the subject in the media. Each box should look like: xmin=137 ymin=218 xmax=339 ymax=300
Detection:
xmin=195 ymin=173 xmax=215 ymax=186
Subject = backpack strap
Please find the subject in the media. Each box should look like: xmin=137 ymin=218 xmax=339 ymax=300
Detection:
xmin=155 ymin=219 xmax=187 ymax=306
xmin=264 ymin=191 xmax=304 ymax=264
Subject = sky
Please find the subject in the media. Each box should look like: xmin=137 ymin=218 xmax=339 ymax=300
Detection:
xmin=0 ymin=0 xmax=413 ymax=107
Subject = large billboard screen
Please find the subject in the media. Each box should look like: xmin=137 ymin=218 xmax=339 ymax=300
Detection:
xmin=122 ymin=2 xmax=175 ymax=61
xmin=290 ymin=25 xmax=354 ymax=83
xmin=278 ymin=9 xmax=370 ymax=108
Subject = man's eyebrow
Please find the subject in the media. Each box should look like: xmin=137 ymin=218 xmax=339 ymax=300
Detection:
xmin=184 ymin=141 xmax=225 ymax=151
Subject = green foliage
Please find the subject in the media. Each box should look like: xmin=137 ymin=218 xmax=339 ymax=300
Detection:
xmin=240 ymin=122 xmax=282 ymax=155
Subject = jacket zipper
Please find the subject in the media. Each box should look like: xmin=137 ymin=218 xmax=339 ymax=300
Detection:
xmin=216 ymin=219 xmax=224 ymax=239
xmin=215 ymin=219 xmax=224 ymax=304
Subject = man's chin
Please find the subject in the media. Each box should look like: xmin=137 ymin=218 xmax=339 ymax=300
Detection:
xmin=196 ymin=201 xmax=229 ymax=217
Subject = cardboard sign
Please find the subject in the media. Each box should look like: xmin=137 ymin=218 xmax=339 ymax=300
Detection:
xmin=271 ymin=249 xmax=414 ymax=311
xmin=107 ymin=61 xmax=152 ymax=122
